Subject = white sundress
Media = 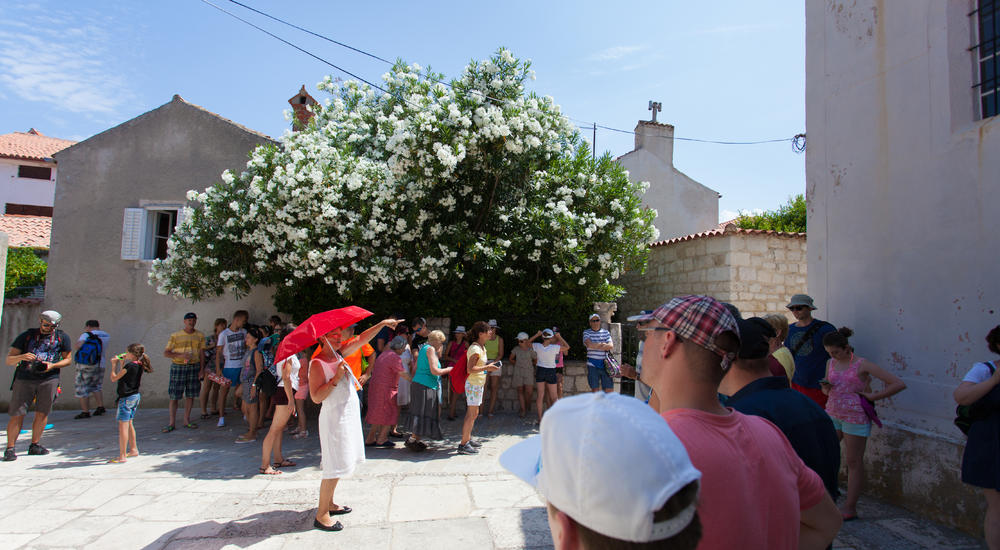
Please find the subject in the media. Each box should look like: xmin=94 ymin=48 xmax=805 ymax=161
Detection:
xmin=316 ymin=352 xmax=365 ymax=479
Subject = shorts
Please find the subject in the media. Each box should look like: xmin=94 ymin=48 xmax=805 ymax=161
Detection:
xmin=222 ymin=367 xmax=241 ymax=386
xmin=536 ymin=367 xmax=557 ymax=385
xmin=587 ymin=358 xmax=614 ymax=390
xmin=117 ymin=393 xmax=141 ymax=421
xmin=512 ymin=365 xmax=534 ymax=387
xmin=830 ymin=416 xmax=871 ymax=437
xmin=465 ymin=381 xmax=485 ymax=406
xmin=168 ymin=363 xmax=201 ymax=400
xmin=273 ymin=389 xmax=290 ymax=406
xmin=9 ymin=377 xmax=60 ymax=416
xmin=74 ymin=363 xmax=104 ymax=397
xmin=488 ymin=362 xmax=502 ymax=377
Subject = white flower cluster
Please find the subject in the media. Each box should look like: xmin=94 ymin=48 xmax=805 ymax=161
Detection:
xmin=149 ymin=48 xmax=657 ymax=303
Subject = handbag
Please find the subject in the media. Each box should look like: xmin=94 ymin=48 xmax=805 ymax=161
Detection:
xmin=604 ymin=351 xmax=621 ymax=377
xmin=206 ymin=372 xmax=232 ymax=387
xmin=254 ymin=369 xmax=278 ymax=397
xmin=857 ymin=394 xmax=882 ymax=428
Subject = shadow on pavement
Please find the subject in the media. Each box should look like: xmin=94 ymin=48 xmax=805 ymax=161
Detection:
xmin=140 ymin=509 xmax=315 ymax=550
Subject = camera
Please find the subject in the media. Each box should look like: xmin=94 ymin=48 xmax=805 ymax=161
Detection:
xmin=19 ymin=359 xmax=48 ymax=373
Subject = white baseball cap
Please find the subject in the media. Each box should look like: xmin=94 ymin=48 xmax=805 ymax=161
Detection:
xmin=500 ymin=393 xmax=701 ymax=543
xmin=516 ymin=332 xmax=529 ymax=341
xmin=541 ymin=328 xmax=554 ymax=338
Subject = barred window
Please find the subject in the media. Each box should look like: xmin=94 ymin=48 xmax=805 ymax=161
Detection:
xmin=973 ymin=0 xmax=998 ymax=118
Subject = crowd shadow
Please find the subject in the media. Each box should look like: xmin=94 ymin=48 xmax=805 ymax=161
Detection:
xmin=140 ymin=509 xmax=315 ymax=550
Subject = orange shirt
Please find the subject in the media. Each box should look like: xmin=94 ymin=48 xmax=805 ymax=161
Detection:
xmin=309 ymin=336 xmax=375 ymax=379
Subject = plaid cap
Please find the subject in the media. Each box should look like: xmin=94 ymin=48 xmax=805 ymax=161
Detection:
xmin=637 ymin=295 xmax=741 ymax=370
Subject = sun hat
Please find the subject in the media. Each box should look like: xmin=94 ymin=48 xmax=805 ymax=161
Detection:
xmin=633 ymin=295 xmax=740 ymax=370
xmin=786 ymin=294 xmax=817 ymax=310
xmin=516 ymin=332 xmax=529 ymax=341
xmin=488 ymin=319 xmax=500 ymax=328
xmin=500 ymin=393 xmax=701 ymax=543
xmin=40 ymin=310 xmax=62 ymax=325
xmin=541 ymin=328 xmax=554 ymax=338
xmin=736 ymin=317 xmax=776 ymax=360
xmin=453 ymin=325 xmax=466 ymax=333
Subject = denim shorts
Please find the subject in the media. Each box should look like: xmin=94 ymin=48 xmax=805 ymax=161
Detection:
xmin=587 ymin=358 xmax=614 ymax=390
xmin=117 ymin=394 xmax=141 ymax=422
xmin=535 ymin=367 xmax=557 ymax=385
xmin=222 ymin=367 xmax=241 ymax=386
xmin=830 ymin=415 xmax=871 ymax=437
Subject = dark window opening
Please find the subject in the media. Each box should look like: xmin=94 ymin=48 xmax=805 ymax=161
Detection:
xmin=17 ymin=165 xmax=52 ymax=180
xmin=298 ymin=96 xmax=307 ymax=104
xmin=151 ymin=210 xmax=177 ymax=260
xmin=973 ymin=0 xmax=999 ymax=118
xmin=5 ymin=203 xmax=53 ymax=216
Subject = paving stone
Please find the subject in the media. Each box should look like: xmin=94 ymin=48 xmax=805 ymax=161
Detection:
xmin=390 ymin=517 xmax=493 ymax=549
xmin=29 ymin=515 xmax=126 ymax=547
xmin=389 ymin=482 xmax=472 ymax=522
xmin=81 ymin=520 xmax=190 ymax=550
xmin=469 ymin=478 xmax=544 ymax=509
xmin=487 ymin=506 xmax=553 ymax=549
xmin=281 ymin=524 xmax=392 ymax=549
xmin=0 ymin=509 xmax=83 ymax=533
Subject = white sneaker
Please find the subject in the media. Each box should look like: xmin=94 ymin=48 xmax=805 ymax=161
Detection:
xmin=217 ymin=417 xmax=225 ymax=427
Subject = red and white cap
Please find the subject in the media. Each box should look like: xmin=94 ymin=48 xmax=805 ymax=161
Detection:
xmin=633 ymin=294 xmax=741 ymax=370
xmin=500 ymin=393 xmax=701 ymax=543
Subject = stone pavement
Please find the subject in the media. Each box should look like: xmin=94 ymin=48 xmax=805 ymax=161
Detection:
xmin=0 ymin=408 xmax=988 ymax=549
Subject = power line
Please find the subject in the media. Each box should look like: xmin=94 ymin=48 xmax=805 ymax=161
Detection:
xmin=206 ymin=0 xmax=805 ymax=151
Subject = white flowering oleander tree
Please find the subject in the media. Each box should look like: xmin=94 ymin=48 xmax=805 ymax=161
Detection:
xmin=149 ymin=48 xmax=657 ymax=322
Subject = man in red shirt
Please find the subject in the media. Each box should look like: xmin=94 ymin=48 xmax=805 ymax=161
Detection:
xmin=636 ymin=295 xmax=842 ymax=550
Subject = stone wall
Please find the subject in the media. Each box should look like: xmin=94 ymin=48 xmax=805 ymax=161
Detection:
xmin=451 ymin=359 xmax=594 ymax=416
xmin=617 ymin=227 xmax=807 ymax=319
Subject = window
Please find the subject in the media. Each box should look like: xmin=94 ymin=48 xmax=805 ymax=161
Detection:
xmin=120 ymin=204 xmax=184 ymax=261
xmin=973 ymin=0 xmax=999 ymax=118
xmin=17 ymin=165 xmax=52 ymax=180
xmin=5 ymin=203 xmax=53 ymax=216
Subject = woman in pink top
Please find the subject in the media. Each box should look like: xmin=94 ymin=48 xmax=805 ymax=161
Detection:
xmin=819 ymin=326 xmax=905 ymax=521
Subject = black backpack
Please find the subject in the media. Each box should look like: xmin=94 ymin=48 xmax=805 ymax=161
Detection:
xmin=74 ymin=332 xmax=103 ymax=366
xmin=955 ymin=362 xmax=998 ymax=435
xmin=254 ymin=369 xmax=278 ymax=397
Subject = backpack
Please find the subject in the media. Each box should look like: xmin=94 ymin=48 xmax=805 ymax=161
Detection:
xmin=254 ymin=369 xmax=279 ymax=397
xmin=955 ymin=362 xmax=999 ymax=435
xmin=74 ymin=331 xmax=103 ymax=366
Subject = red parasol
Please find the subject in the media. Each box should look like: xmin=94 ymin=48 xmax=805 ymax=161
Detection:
xmin=274 ymin=306 xmax=374 ymax=364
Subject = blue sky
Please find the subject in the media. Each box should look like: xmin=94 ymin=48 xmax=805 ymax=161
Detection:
xmin=0 ymin=0 xmax=805 ymax=221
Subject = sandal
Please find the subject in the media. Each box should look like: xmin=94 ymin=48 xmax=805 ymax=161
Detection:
xmin=259 ymin=466 xmax=282 ymax=475
xmin=184 ymin=422 xmax=198 ymax=429
xmin=329 ymin=505 xmax=352 ymax=516
xmin=200 ymin=413 xmax=213 ymax=420
xmin=161 ymin=425 xmax=175 ymax=433
xmin=108 ymin=457 xmax=126 ymax=464
xmin=273 ymin=459 xmax=297 ymax=468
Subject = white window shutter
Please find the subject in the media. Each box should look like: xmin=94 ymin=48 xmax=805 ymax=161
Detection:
xmin=121 ymin=208 xmax=145 ymax=260
xmin=175 ymin=207 xmax=186 ymax=231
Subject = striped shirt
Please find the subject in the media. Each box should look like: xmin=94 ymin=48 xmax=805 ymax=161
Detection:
xmin=582 ymin=328 xmax=612 ymax=361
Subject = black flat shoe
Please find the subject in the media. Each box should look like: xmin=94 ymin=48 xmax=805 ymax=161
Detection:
xmin=329 ymin=505 xmax=352 ymax=516
xmin=313 ymin=519 xmax=343 ymax=531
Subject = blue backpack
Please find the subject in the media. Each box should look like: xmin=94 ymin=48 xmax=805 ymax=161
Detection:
xmin=74 ymin=332 xmax=103 ymax=366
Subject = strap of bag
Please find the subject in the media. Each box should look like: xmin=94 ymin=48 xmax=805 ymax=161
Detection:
xmin=790 ymin=321 xmax=831 ymax=356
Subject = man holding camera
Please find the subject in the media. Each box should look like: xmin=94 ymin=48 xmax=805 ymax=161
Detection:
xmin=4 ymin=310 xmax=73 ymax=461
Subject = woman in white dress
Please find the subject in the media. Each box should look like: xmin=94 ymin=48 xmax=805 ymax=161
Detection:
xmin=309 ymin=318 xmax=400 ymax=532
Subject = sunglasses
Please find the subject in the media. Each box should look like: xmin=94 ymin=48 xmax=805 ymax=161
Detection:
xmin=40 ymin=321 xmax=56 ymax=328
xmin=788 ymin=306 xmax=810 ymax=312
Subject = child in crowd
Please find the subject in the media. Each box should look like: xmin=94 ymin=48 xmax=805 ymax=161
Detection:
xmin=109 ymin=344 xmax=153 ymax=463
xmin=200 ymin=318 xmax=227 ymax=419
xmin=501 ymin=392 xmax=702 ymax=549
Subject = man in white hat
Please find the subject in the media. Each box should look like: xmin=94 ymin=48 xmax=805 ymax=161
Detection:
xmin=502 ymin=392 xmax=703 ymax=549
xmin=5 ymin=311 xmax=73 ymax=461
xmin=637 ymin=295 xmax=841 ymax=549
xmin=784 ymin=294 xmax=836 ymax=408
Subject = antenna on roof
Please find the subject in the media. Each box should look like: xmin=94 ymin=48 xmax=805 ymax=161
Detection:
xmin=648 ymin=101 xmax=662 ymax=123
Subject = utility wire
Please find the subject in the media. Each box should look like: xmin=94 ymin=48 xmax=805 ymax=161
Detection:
xmin=209 ymin=0 xmax=805 ymax=150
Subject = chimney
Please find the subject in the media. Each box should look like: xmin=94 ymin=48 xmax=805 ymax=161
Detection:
xmin=288 ymin=85 xmax=318 ymax=130
xmin=634 ymin=120 xmax=675 ymax=167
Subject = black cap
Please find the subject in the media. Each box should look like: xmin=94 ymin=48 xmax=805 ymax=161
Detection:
xmin=736 ymin=317 xmax=776 ymax=359
xmin=183 ymin=312 xmax=197 ymax=320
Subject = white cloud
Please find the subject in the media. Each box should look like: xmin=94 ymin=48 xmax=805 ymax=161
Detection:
xmin=719 ymin=208 xmax=763 ymax=223
xmin=589 ymin=45 xmax=646 ymax=62
xmin=0 ymin=9 xmax=132 ymax=115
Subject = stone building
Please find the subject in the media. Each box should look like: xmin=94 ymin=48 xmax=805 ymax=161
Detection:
xmin=1 ymin=96 xmax=280 ymax=409
xmin=0 ymin=128 xmax=74 ymax=216
xmin=617 ymin=120 xmax=720 ymax=241
xmin=617 ymin=224 xmax=807 ymax=319
xmin=806 ymin=0 xmax=999 ymax=533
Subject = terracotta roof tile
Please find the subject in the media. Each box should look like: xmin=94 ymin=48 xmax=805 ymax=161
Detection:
xmin=649 ymin=223 xmax=804 ymax=248
xmin=0 ymin=129 xmax=75 ymax=162
xmin=0 ymin=215 xmax=51 ymax=249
